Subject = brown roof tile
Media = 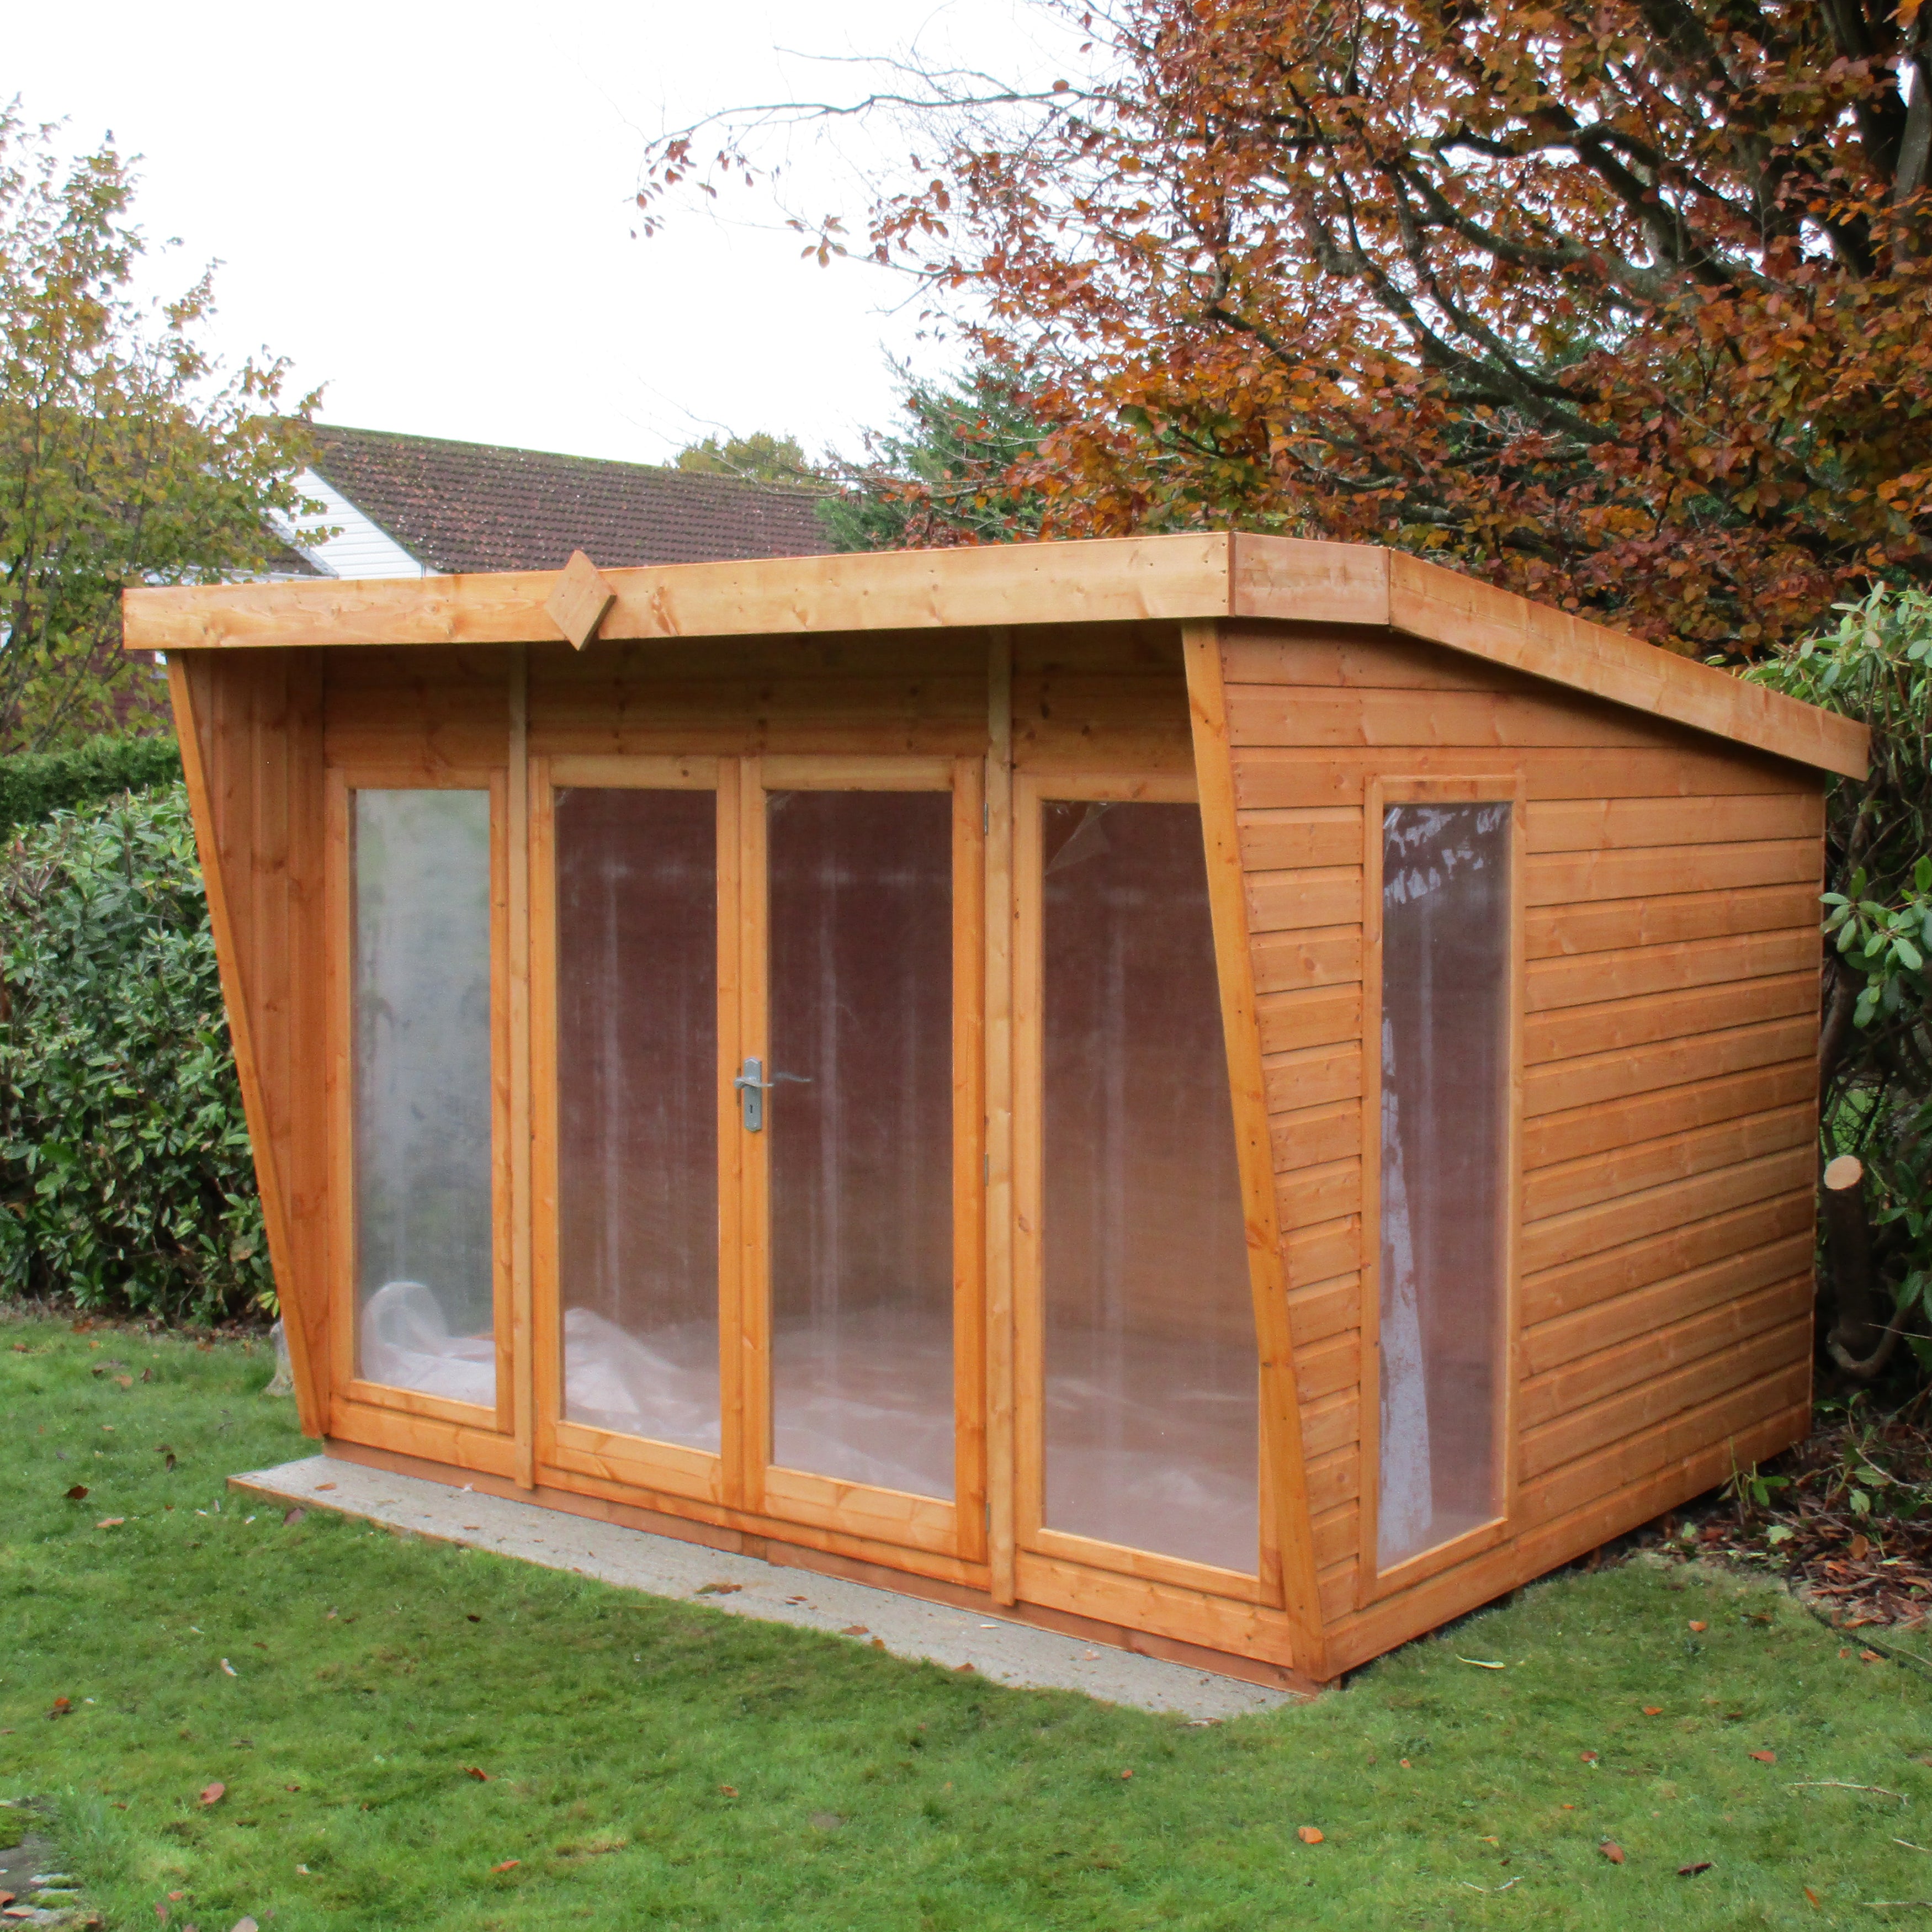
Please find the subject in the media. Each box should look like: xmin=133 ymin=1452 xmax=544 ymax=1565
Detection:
xmin=308 ymin=424 xmax=835 ymax=574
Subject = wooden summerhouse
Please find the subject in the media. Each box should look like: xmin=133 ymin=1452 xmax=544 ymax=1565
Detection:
xmin=124 ymin=534 xmax=1867 ymax=1689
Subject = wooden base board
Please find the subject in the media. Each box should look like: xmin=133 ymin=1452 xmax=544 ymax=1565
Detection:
xmin=318 ymin=1437 xmax=1323 ymax=1696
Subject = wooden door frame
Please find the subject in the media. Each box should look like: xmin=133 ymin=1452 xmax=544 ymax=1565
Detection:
xmin=741 ymin=753 xmax=986 ymax=1562
xmin=1011 ymin=769 xmax=1276 ymax=1606
xmin=526 ymin=753 xmax=736 ymax=1509
xmin=1355 ymin=772 xmax=1527 ymax=1607
xmin=322 ymin=762 xmax=514 ymax=1440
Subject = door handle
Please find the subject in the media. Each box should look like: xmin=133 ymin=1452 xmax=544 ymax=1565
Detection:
xmin=734 ymin=1057 xmax=811 ymax=1132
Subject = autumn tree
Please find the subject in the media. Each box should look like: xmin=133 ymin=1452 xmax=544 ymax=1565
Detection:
xmin=1 ymin=108 xmax=316 ymax=752
xmin=818 ymin=362 xmax=1048 ymax=550
xmin=674 ymin=429 xmax=820 ymax=485
xmin=643 ymin=0 xmax=1932 ymax=651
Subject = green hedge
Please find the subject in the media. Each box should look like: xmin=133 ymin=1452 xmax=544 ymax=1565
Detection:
xmin=0 ymin=780 xmax=269 ymax=1321
xmin=0 ymin=734 xmax=184 ymax=834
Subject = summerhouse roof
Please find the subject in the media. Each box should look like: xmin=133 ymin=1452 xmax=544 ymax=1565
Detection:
xmin=124 ymin=532 xmax=1869 ymax=780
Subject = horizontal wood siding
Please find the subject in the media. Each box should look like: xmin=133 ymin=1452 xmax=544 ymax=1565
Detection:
xmin=1216 ymin=619 xmax=1822 ymax=1666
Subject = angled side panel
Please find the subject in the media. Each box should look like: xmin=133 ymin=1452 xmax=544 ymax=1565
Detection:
xmin=170 ymin=651 xmax=328 ymax=1434
xmin=1181 ymin=620 xmax=1328 ymax=1679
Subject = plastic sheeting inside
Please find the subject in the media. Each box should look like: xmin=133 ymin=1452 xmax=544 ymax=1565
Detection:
xmin=767 ymin=789 xmax=956 ymax=1500
xmin=353 ymin=789 xmax=495 ymax=1403
xmin=555 ymin=788 xmax=721 ymax=1449
xmin=1377 ymin=801 xmax=1510 ymax=1571
xmin=1040 ymin=800 xmax=1259 ymax=1575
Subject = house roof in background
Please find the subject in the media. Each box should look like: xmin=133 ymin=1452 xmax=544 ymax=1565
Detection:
xmin=303 ymin=424 xmax=835 ymax=575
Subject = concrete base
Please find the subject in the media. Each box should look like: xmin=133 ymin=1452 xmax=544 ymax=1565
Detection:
xmin=230 ymin=1455 xmax=1301 ymax=1721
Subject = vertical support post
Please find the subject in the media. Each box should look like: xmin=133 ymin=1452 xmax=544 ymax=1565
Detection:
xmin=1180 ymin=619 xmax=1328 ymax=1680
xmin=983 ymin=628 xmax=1018 ymax=1604
xmin=507 ymin=645 xmax=536 ymax=1489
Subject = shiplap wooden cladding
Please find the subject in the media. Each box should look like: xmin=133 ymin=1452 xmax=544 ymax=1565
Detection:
xmin=129 ymin=534 xmax=1862 ymax=1687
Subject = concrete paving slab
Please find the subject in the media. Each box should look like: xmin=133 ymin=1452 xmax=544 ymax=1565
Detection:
xmin=230 ymin=1456 xmax=1300 ymax=1721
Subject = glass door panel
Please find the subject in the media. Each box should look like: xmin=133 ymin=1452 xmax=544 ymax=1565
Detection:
xmin=554 ymin=786 xmax=721 ymax=1452
xmin=1036 ymin=798 xmax=1259 ymax=1575
xmin=765 ymin=788 xmax=956 ymax=1501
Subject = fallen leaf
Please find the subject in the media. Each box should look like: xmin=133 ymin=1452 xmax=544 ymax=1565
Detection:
xmin=1851 ymin=1533 xmax=1871 ymax=1560
xmin=696 ymin=1581 xmax=742 ymax=1596
xmin=169 ymin=1894 xmax=185 ymax=1903
xmin=218 ymin=1659 xmax=238 ymax=1678
xmin=64 ymin=1484 xmax=88 ymax=1501
xmin=141 ymin=1367 xmax=152 ymax=1382
xmin=809 ymin=1812 xmax=843 ymax=1831
xmin=466 ymin=1613 xmax=481 ymax=1622
xmin=490 ymin=1860 xmax=519 ymax=1874
xmin=1750 ymin=1750 xmax=1777 ymax=1764
xmin=1601 ymin=1840 xmax=1626 ymax=1865
xmin=1679 ymin=1861 xmax=1713 ymax=1876
xmin=953 ymin=1661 xmax=976 ymax=1674
xmin=1399 ymin=1758 xmax=1412 ymax=1769
xmin=1642 ymin=1706 xmax=1664 ymax=1716
xmin=284 ymin=1785 xmax=300 ymax=1793
xmin=718 ymin=1784 xmax=738 ymax=1797
xmin=199 ymin=1782 xmax=225 ymax=1807
xmin=314 ymin=1482 xmax=336 ymax=1492
xmin=9 ymin=1340 xmax=25 ymax=1351
xmin=49 ymin=1695 xmax=72 ymax=1718
xmin=1861 ymin=1649 xmax=1885 ymax=1663
xmin=464 ymin=1766 xmax=491 ymax=1782
xmin=1298 ymin=1825 xmax=1324 ymax=1844
xmin=840 ymin=1624 xmax=869 ymax=1636
xmin=869 ymin=1637 xmax=885 ymax=1651
xmin=1805 ymin=1888 xmax=1822 ymax=1907
xmin=1455 ymin=1656 xmax=1505 ymax=1669
xmin=1689 ymin=1621 xmax=1707 ymax=1633
xmin=115 ymin=1375 xmax=132 ymax=1389
xmin=282 ymin=1508 xmax=305 ymax=1527
xmin=1121 ymin=1769 xmax=1134 ymax=1781
xmin=1580 ymin=1750 xmax=1599 ymax=1763
xmin=231 ymin=1919 xmax=259 ymax=1932
xmin=96 ymin=1517 xmax=125 ymax=1529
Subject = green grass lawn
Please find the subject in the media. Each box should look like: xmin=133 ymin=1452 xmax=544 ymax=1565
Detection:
xmin=3 ymin=1310 xmax=1930 ymax=1931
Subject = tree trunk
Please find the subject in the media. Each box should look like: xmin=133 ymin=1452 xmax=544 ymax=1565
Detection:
xmin=1822 ymin=1154 xmax=1901 ymax=1379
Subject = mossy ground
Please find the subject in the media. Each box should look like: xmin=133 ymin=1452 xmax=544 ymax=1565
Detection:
xmin=3 ymin=1310 xmax=1929 ymax=1929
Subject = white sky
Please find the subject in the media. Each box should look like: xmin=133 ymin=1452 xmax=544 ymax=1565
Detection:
xmin=10 ymin=0 xmax=1057 ymax=466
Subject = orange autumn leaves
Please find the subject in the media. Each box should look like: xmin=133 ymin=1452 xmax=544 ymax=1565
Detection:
xmin=646 ymin=0 xmax=1932 ymax=654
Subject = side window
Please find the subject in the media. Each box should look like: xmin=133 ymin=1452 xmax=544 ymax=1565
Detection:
xmin=351 ymin=788 xmax=496 ymax=1406
xmin=1377 ymin=801 xmax=1511 ymax=1570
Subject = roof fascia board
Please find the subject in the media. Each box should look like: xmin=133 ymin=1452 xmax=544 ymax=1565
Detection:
xmin=123 ymin=533 xmax=1236 ymax=656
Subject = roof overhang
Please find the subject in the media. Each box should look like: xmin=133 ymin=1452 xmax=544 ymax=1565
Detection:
xmin=123 ymin=532 xmax=1869 ymax=781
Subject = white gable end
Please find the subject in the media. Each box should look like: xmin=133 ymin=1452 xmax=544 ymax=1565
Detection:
xmin=274 ymin=469 xmax=427 ymax=579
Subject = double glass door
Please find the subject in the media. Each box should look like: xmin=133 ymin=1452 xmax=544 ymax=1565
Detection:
xmin=531 ymin=755 xmax=980 ymax=1559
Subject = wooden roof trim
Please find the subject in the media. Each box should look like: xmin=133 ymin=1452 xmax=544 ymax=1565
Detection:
xmin=122 ymin=533 xmax=1234 ymax=653
xmin=122 ymin=530 xmax=1868 ymax=779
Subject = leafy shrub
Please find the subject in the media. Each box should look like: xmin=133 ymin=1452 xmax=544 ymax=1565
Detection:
xmin=0 ymin=733 xmax=183 ymax=834
xmin=1746 ymin=586 xmax=1932 ymax=1377
xmin=0 ymin=780 xmax=269 ymax=1321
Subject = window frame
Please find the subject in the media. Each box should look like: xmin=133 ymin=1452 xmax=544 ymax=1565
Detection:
xmin=325 ymin=765 xmax=514 ymax=1436
xmin=1356 ymin=772 xmax=1526 ymax=1608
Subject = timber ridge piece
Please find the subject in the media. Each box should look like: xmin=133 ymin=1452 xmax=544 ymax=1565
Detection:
xmin=121 ymin=532 xmax=1868 ymax=780
xmin=543 ymin=550 xmax=617 ymax=651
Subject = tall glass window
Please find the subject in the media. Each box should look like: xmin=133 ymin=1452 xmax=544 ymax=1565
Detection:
xmin=555 ymin=788 xmax=721 ymax=1450
xmin=1377 ymin=801 xmax=1510 ymax=1570
xmin=1040 ymin=800 xmax=1258 ymax=1574
xmin=352 ymin=788 xmax=496 ymax=1407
